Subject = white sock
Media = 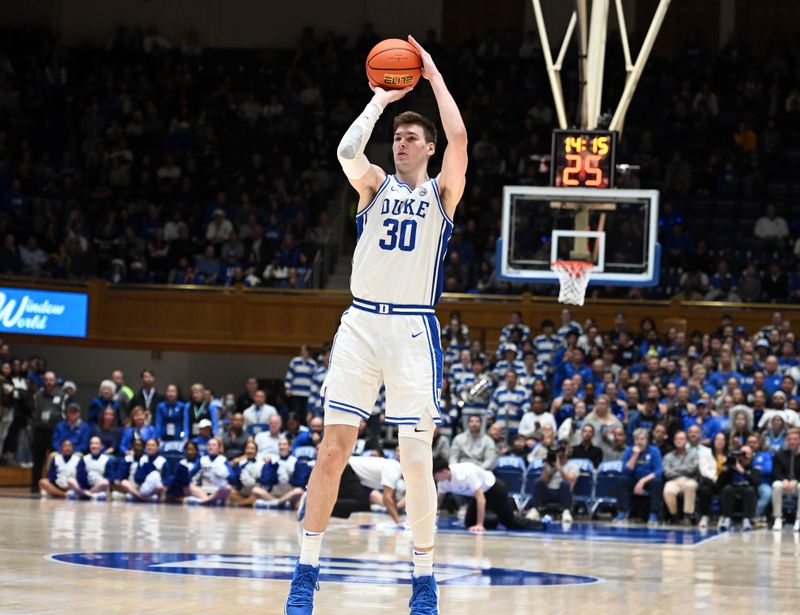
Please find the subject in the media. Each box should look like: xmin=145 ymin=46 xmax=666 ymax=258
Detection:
xmin=299 ymin=530 xmax=324 ymax=566
xmin=413 ymin=549 xmax=433 ymax=578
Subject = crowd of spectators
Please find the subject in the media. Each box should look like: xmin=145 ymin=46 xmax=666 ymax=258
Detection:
xmin=3 ymin=26 xmax=800 ymax=301
xmin=7 ymin=306 xmax=800 ymax=533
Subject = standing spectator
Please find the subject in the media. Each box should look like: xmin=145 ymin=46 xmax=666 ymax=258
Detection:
xmin=236 ymin=376 xmax=259 ymax=412
xmin=284 ymin=345 xmax=317 ymax=423
xmin=67 ymin=435 xmax=114 ymax=500
xmin=771 ymin=428 xmax=800 ymax=532
xmin=30 ymin=371 xmax=63 ymax=492
xmin=88 ymin=380 xmax=121 ymax=426
xmin=662 ymin=431 xmax=699 ymax=524
xmin=518 ymin=395 xmax=557 ymax=442
xmin=243 ymin=389 xmax=278 ymax=431
xmin=307 ymin=348 xmax=329 ymax=417
xmin=38 ymin=439 xmax=79 ymax=498
xmin=754 ymin=204 xmax=789 ymax=251
xmin=184 ymin=436 xmax=234 ymax=505
xmin=488 ymin=371 xmax=530 ymax=435
xmin=254 ymin=414 xmax=284 ymax=458
xmin=583 ymin=395 xmax=623 ymax=460
xmin=533 ymin=319 xmax=559 ymax=376
xmin=186 ymin=382 xmax=217 ymax=438
xmin=131 ymin=369 xmax=164 ymax=418
xmin=222 ymin=411 xmax=248 ymax=461
xmin=615 ymin=428 xmax=664 ymax=526
xmin=499 ymin=311 xmax=531 ymax=344
xmin=455 ymin=357 xmax=493 ymax=433
xmin=111 ymin=370 xmax=134 ymax=406
xmin=717 ymin=445 xmax=760 ymax=532
xmin=154 ymin=384 xmax=188 ymax=445
xmin=449 ymin=415 xmax=496 ymax=470
xmin=52 ymin=402 xmax=90 ymax=454
xmin=206 ymin=208 xmax=233 ymax=246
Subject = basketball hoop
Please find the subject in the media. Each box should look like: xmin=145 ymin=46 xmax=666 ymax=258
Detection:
xmin=551 ymin=261 xmax=593 ymax=306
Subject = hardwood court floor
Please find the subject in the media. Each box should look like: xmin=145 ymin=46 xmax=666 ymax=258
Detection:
xmin=0 ymin=491 xmax=798 ymax=615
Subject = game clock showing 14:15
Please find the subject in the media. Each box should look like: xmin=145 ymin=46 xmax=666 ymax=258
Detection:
xmin=550 ymin=129 xmax=617 ymax=189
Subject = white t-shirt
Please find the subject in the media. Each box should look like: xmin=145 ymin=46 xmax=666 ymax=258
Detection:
xmin=518 ymin=411 xmax=557 ymax=438
xmin=437 ymin=462 xmax=496 ymax=497
xmin=254 ymin=430 xmax=283 ymax=458
xmin=348 ymin=456 xmax=402 ymax=491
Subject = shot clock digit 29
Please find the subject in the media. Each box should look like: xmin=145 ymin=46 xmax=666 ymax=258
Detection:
xmin=550 ymin=129 xmax=617 ymax=189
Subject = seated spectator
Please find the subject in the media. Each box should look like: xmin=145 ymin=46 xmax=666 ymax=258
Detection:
xmin=67 ymin=435 xmax=114 ymax=500
xmin=557 ymin=399 xmax=588 ymax=447
xmin=288 ymin=415 xmax=323 ymax=453
xmin=583 ymin=395 xmax=623 ymax=459
xmin=255 ymin=414 xmax=284 ymax=458
xmin=39 ymin=439 xmax=79 ymax=498
xmin=754 ymin=203 xmax=789 ymax=251
xmin=528 ymin=441 xmax=574 ymax=524
xmin=432 ymin=426 xmax=450 ymax=460
xmin=728 ymin=406 xmax=753 ymax=449
xmin=116 ymin=437 xmax=169 ymax=502
xmin=528 ymin=423 xmax=558 ymax=463
xmin=771 ymin=428 xmax=800 ymax=532
xmin=652 ymin=422 xmax=674 ymax=457
xmin=450 ymin=415 xmax=497 ymax=470
xmin=353 ymin=418 xmax=379 ymax=456
xmin=487 ymin=421 xmax=508 ymax=457
xmin=166 ymin=440 xmax=200 ymax=502
xmin=52 ymin=402 xmax=90 ymax=454
xmin=118 ymin=407 xmax=157 ymax=454
xmin=88 ymin=379 xmax=122 ymax=426
xmin=222 ymin=411 xmax=248 ymax=460
xmin=243 ymin=389 xmax=278 ymax=431
xmin=183 ymin=436 xmax=234 ymax=505
xmin=192 ymin=419 xmax=214 ymax=455
xmin=433 ymin=456 xmax=539 ymax=532
xmin=91 ymin=406 xmax=122 ymax=456
xmin=717 ymin=445 xmax=760 ymax=532
xmin=762 ymin=414 xmax=787 ymax=453
xmin=603 ymin=427 xmax=629 ymax=462
xmin=662 ymin=431 xmax=699 ymax=525
xmin=748 ymin=433 xmax=773 ymax=527
xmin=614 ymin=428 xmax=664 ymax=526
xmin=228 ymin=439 xmax=261 ymax=507
xmin=686 ymin=424 xmax=726 ymax=531
xmin=569 ymin=424 xmax=603 ymax=468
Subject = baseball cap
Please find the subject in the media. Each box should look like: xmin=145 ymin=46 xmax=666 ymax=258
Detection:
xmin=735 ymin=326 xmax=746 ymax=334
xmin=212 ymin=208 xmax=225 ymax=217
xmin=66 ymin=401 xmax=81 ymax=412
xmin=756 ymin=338 xmax=770 ymax=348
xmin=695 ymin=398 xmax=708 ymax=407
xmin=772 ymin=391 xmax=786 ymax=399
xmin=198 ymin=419 xmax=212 ymax=429
xmin=504 ymin=343 xmax=518 ymax=354
xmin=62 ymin=380 xmax=77 ymax=393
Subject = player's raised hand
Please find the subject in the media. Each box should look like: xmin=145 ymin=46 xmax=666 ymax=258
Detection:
xmin=408 ymin=35 xmax=440 ymax=80
xmin=369 ymin=83 xmax=414 ymax=106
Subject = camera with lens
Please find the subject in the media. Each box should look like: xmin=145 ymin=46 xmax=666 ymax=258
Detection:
xmin=727 ymin=449 xmax=745 ymax=466
xmin=546 ymin=441 xmax=568 ymax=464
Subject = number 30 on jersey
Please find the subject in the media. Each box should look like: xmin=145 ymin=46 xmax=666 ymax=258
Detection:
xmin=379 ymin=218 xmax=417 ymax=252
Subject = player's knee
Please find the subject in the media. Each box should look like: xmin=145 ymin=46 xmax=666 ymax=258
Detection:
xmin=317 ymin=440 xmax=350 ymax=471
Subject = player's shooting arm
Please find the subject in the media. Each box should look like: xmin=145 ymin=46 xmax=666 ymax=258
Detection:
xmin=408 ymin=35 xmax=467 ymax=217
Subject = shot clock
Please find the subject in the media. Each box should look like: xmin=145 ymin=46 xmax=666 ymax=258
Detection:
xmin=550 ymin=129 xmax=617 ymax=189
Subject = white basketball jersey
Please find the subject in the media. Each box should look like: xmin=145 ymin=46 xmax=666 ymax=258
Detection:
xmin=351 ymin=175 xmax=453 ymax=306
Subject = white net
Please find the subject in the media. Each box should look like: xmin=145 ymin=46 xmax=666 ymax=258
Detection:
xmin=552 ymin=261 xmax=593 ymax=306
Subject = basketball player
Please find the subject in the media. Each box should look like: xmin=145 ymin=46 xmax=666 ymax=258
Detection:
xmin=285 ymin=35 xmax=467 ymax=615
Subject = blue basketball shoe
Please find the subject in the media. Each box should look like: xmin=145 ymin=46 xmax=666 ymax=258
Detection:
xmin=285 ymin=562 xmax=319 ymax=614
xmin=409 ymin=574 xmax=439 ymax=614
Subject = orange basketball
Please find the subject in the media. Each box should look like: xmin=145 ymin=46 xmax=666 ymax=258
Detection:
xmin=366 ymin=38 xmax=422 ymax=89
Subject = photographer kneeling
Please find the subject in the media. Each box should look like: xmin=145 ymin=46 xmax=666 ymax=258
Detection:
xmin=717 ymin=445 xmax=761 ymax=532
xmin=528 ymin=440 xmax=574 ymax=524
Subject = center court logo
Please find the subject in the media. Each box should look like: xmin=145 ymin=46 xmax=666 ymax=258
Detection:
xmin=48 ymin=553 xmax=599 ymax=587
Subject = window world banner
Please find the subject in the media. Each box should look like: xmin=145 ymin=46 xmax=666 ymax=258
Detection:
xmin=0 ymin=287 xmax=88 ymax=338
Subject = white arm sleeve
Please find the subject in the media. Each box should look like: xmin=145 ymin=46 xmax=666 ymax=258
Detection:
xmin=337 ymin=98 xmax=385 ymax=180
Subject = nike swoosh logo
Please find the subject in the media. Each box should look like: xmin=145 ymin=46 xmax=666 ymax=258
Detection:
xmin=414 ymin=427 xmax=428 ymax=432
xmin=412 ymin=332 xmax=423 ymax=338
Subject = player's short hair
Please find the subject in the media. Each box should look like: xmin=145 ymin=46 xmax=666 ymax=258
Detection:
xmin=394 ymin=111 xmax=438 ymax=146
xmin=432 ymin=455 xmax=449 ymax=474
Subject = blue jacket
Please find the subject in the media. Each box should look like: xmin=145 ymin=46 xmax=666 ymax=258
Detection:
xmin=52 ymin=420 xmax=91 ymax=453
xmin=622 ymin=444 xmax=663 ymax=481
xmin=155 ymin=400 xmax=189 ymax=441
xmin=119 ymin=425 xmax=158 ymax=454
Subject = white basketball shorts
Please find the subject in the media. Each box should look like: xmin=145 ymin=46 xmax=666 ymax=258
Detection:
xmin=321 ymin=300 xmax=444 ymax=430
